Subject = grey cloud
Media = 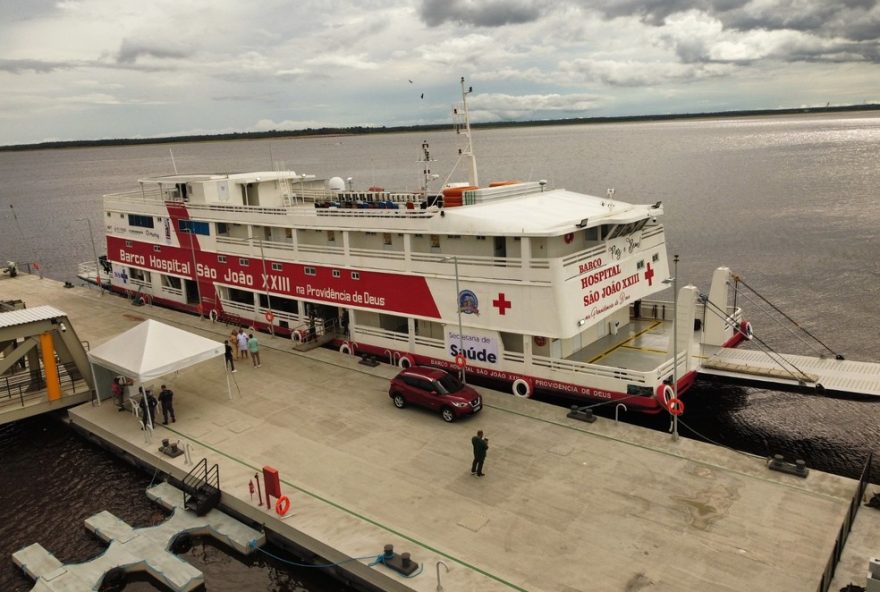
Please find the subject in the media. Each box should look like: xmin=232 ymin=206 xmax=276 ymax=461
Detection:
xmin=117 ymin=40 xmax=193 ymax=64
xmin=0 ymin=59 xmax=74 ymax=74
xmin=420 ymin=0 xmax=545 ymax=27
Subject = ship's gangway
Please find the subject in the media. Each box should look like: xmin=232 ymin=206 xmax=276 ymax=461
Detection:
xmin=699 ymin=348 xmax=880 ymax=398
xmin=698 ymin=273 xmax=880 ymax=398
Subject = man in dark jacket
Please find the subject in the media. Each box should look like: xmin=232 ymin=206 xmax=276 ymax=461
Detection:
xmin=158 ymin=384 xmax=175 ymax=424
xmin=471 ymin=430 xmax=488 ymax=476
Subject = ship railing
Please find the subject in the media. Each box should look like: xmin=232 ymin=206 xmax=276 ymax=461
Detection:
xmin=160 ymin=285 xmax=183 ymax=297
xmin=298 ymin=243 xmax=345 ymax=256
xmin=560 ymin=243 xmax=607 ymax=269
xmin=532 ymin=355 xmax=649 ymax=384
xmin=185 ymin=202 xmax=288 ymax=216
xmin=218 ymin=299 xmax=257 ymax=318
xmin=502 ymin=351 xmax=525 ymax=364
xmin=257 ymin=305 xmax=297 ymax=326
xmin=411 ymin=252 xmax=525 ymax=269
xmin=315 ymin=207 xmax=436 ymax=219
xmin=354 ymin=326 xmax=409 ymax=343
xmin=414 ymin=335 xmax=444 ymax=349
xmin=349 ymin=247 xmax=405 ymax=261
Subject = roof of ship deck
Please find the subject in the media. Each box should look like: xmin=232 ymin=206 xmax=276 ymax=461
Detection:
xmin=442 ymin=188 xmax=660 ymax=235
xmin=137 ymin=171 xmax=311 ymax=184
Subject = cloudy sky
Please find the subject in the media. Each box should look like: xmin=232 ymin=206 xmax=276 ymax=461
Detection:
xmin=2 ymin=0 xmax=878 ymax=146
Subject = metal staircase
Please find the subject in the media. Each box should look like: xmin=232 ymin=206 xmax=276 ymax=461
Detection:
xmin=181 ymin=458 xmax=221 ymax=516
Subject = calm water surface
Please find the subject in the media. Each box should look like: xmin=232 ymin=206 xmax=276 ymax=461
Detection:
xmin=1 ymin=113 xmax=879 ymax=590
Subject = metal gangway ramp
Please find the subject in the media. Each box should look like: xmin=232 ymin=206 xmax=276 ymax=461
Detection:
xmin=700 ymin=348 xmax=880 ymax=398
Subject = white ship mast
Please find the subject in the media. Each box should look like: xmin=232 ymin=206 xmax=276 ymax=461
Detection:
xmin=452 ymin=76 xmax=479 ymax=187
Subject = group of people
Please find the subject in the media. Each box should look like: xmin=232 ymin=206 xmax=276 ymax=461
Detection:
xmin=112 ymin=379 xmax=176 ymax=428
xmin=137 ymin=385 xmax=175 ymax=426
xmin=225 ymin=328 xmax=261 ymax=372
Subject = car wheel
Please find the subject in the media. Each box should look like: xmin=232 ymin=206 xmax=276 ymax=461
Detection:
xmin=392 ymin=394 xmax=406 ymax=408
xmin=441 ymin=407 xmax=455 ymax=422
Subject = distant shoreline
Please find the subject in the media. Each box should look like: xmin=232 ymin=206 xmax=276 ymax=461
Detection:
xmin=2 ymin=103 xmax=878 ymax=152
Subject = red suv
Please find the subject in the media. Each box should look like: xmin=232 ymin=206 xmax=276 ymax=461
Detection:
xmin=389 ymin=366 xmax=482 ymax=422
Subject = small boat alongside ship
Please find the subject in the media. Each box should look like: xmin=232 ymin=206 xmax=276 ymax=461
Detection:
xmin=80 ymin=79 xmax=758 ymax=413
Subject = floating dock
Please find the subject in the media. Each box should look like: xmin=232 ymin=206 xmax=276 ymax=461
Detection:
xmin=13 ymin=482 xmax=265 ymax=592
xmin=5 ymin=274 xmax=880 ymax=592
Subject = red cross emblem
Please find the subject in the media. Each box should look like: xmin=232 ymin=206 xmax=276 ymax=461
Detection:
xmin=644 ymin=263 xmax=655 ymax=286
xmin=492 ymin=293 xmax=512 ymax=315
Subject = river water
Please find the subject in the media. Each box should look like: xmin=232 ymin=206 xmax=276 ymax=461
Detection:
xmin=1 ymin=113 xmax=879 ymax=590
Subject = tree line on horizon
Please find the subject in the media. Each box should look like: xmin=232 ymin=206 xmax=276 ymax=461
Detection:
xmin=2 ymin=103 xmax=877 ymax=152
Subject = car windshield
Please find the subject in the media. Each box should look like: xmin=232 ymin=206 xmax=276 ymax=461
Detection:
xmin=435 ymin=373 xmax=462 ymax=394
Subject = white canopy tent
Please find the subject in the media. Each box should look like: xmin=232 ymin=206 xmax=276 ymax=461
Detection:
xmin=87 ymin=319 xmax=228 ymax=428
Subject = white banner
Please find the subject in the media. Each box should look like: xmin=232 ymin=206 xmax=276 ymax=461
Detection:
xmin=444 ymin=326 xmax=500 ymax=365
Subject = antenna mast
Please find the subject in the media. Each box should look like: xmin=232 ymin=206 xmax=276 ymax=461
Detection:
xmin=453 ymin=76 xmax=479 ymax=187
xmin=420 ymin=140 xmax=438 ymax=197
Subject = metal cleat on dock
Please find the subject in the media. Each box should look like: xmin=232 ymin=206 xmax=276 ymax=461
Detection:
xmin=768 ymin=454 xmax=809 ymax=478
xmin=567 ymin=405 xmax=597 ymax=423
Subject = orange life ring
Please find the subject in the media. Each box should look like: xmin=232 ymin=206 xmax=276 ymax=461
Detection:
xmin=455 ymin=353 xmax=466 ymax=368
xmin=668 ymin=398 xmax=685 ymax=416
xmin=563 ymin=233 xmax=574 ymax=244
xmin=265 ymin=311 xmax=275 ymax=323
xmin=275 ymin=495 xmax=291 ymax=516
xmin=533 ymin=336 xmax=547 ymax=347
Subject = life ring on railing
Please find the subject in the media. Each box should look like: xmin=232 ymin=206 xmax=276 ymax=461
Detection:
xmin=563 ymin=233 xmax=574 ymax=244
xmin=209 ymin=309 xmax=218 ymax=323
xmin=398 ymin=353 xmax=415 ymax=369
xmin=264 ymin=311 xmax=275 ymax=323
xmin=512 ymin=377 xmax=534 ymax=398
xmin=292 ymin=329 xmax=306 ymax=343
xmin=385 ymin=350 xmax=394 ymax=364
xmin=339 ymin=341 xmax=356 ymax=356
xmin=656 ymin=384 xmax=675 ymax=408
xmin=667 ymin=398 xmax=685 ymax=416
xmin=742 ymin=321 xmax=753 ymax=341
xmin=275 ymin=495 xmax=291 ymax=516
xmin=533 ymin=336 xmax=547 ymax=347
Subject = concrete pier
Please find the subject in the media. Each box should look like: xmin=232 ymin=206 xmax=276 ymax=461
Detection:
xmin=5 ymin=274 xmax=880 ymax=592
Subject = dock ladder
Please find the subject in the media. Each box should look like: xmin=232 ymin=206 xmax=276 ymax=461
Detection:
xmin=181 ymin=458 xmax=221 ymax=516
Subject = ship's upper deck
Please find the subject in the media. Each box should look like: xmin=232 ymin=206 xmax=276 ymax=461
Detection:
xmin=113 ymin=174 xmax=663 ymax=238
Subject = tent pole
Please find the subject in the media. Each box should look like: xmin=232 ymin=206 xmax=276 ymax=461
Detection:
xmin=225 ymin=357 xmax=233 ymax=400
xmin=89 ymin=360 xmax=102 ymax=406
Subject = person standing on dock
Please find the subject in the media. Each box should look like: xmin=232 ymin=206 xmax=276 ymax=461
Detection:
xmin=471 ymin=430 xmax=488 ymax=477
xmin=237 ymin=328 xmax=249 ymax=361
xmin=139 ymin=388 xmax=158 ymax=429
xmin=158 ymin=384 xmax=175 ymax=424
xmin=248 ymin=333 xmax=261 ymax=367
xmin=225 ymin=341 xmax=236 ymax=372
xmin=228 ymin=330 xmax=239 ymax=360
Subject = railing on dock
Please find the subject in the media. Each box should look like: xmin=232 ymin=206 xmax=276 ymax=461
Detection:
xmin=816 ymin=450 xmax=873 ymax=592
xmin=0 ymin=364 xmax=87 ymax=410
xmin=182 ymin=458 xmax=221 ymax=517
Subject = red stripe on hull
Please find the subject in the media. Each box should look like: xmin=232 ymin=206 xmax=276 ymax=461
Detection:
xmin=107 ymin=235 xmax=441 ymax=318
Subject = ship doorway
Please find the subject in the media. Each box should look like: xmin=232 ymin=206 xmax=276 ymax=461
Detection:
xmin=494 ymin=236 xmax=506 ymax=259
xmin=184 ymin=280 xmax=199 ymax=304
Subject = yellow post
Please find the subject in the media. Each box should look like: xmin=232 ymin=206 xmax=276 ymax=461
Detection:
xmin=40 ymin=332 xmax=61 ymax=401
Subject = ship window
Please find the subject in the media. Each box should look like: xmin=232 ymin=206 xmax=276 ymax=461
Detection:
xmin=327 ymin=230 xmax=336 ymax=242
xmin=332 ymin=269 xmax=341 ymax=278
xmin=606 ymin=225 xmax=623 ymax=239
xmin=365 ymin=232 xmax=377 ymax=236
xmin=636 ymin=260 xmax=645 ymax=270
xmin=217 ymin=223 xmax=229 ymax=235
xmin=239 ymin=258 xmax=249 ymax=267
xmin=652 ymin=253 xmax=659 ymax=262
xmin=414 ymin=234 xmax=424 ymax=238
xmin=125 ymin=240 xmax=132 ymax=247
xmin=383 ymin=233 xmax=392 ymax=246
xmin=218 ymin=255 xmax=227 ymax=263
xmin=106 ymin=212 xmax=111 ymax=217
xmin=634 ymin=219 xmax=648 ymax=232
xmin=178 ymin=220 xmax=209 ymax=236
xmin=448 ymin=235 xmax=461 ymax=239
xmin=128 ymin=214 xmax=154 ymax=229
xmin=351 ymin=271 xmax=360 ymax=280
xmin=476 ymin=236 xmax=486 ymax=240
xmin=305 ymin=267 xmax=316 ymax=276
xmin=153 ymin=245 xmax=161 ymax=253
xmin=271 ymin=263 xmax=282 ymax=271
xmin=430 ymin=235 xmax=440 ymax=248
xmin=285 ymin=228 xmax=293 ymax=239
xmin=585 ymin=227 xmax=600 ymax=241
